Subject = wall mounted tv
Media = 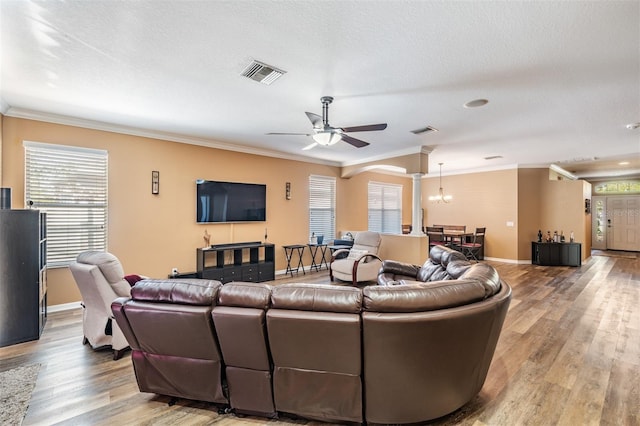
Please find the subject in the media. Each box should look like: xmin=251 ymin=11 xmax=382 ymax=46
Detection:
xmin=196 ymin=179 xmax=266 ymax=223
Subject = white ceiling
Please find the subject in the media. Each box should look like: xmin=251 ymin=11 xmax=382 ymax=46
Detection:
xmin=1 ymin=0 xmax=639 ymax=179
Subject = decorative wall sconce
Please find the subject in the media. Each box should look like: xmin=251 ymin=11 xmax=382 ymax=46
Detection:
xmin=152 ymin=171 xmax=159 ymax=195
xmin=285 ymin=182 xmax=291 ymax=200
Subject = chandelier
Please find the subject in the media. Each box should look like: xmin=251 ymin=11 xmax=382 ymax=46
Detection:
xmin=428 ymin=163 xmax=452 ymax=203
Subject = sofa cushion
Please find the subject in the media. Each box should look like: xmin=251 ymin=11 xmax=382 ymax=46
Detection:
xmin=428 ymin=245 xmax=466 ymax=267
xmin=218 ymin=282 xmax=272 ymax=309
xmin=131 ymin=279 xmax=222 ymax=306
xmin=416 ymin=245 xmax=469 ymax=282
xmin=445 ymin=260 xmax=473 ymax=280
xmin=363 ymin=280 xmax=486 ymax=312
xmin=459 ymin=263 xmax=501 ymax=297
xmin=271 ymin=284 xmax=362 ymax=314
xmin=417 ymin=261 xmax=449 ymax=282
xmin=347 ymin=248 xmax=369 ymax=261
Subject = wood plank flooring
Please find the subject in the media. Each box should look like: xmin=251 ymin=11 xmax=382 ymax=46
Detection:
xmin=1 ymin=251 xmax=638 ymax=425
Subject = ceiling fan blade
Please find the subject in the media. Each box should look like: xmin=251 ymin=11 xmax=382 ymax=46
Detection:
xmin=302 ymin=142 xmax=318 ymax=151
xmin=266 ymin=132 xmax=312 ymax=136
xmin=340 ymin=123 xmax=387 ymax=133
xmin=305 ymin=112 xmax=323 ymax=128
xmin=341 ymin=134 xmax=370 ymax=148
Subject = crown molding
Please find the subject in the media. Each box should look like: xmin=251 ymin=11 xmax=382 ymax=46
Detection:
xmin=4 ymin=107 xmax=341 ymax=167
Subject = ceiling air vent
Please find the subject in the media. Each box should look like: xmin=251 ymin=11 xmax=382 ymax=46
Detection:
xmin=411 ymin=126 xmax=438 ymax=135
xmin=241 ymin=60 xmax=286 ymax=85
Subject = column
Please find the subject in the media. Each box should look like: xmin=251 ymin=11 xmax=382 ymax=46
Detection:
xmin=410 ymin=173 xmax=424 ymax=236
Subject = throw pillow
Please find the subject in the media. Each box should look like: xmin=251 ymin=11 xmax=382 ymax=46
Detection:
xmin=347 ymin=248 xmax=369 ymax=261
xmin=124 ymin=274 xmax=143 ymax=287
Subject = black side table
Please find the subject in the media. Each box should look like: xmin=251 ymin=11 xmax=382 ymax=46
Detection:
xmin=307 ymin=243 xmax=328 ymax=271
xmin=283 ymin=244 xmax=306 ymax=277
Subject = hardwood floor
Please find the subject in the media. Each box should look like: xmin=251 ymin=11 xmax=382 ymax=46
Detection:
xmin=1 ymin=252 xmax=638 ymax=425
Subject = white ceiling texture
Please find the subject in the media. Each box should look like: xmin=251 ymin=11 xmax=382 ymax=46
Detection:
xmin=1 ymin=1 xmax=639 ymax=179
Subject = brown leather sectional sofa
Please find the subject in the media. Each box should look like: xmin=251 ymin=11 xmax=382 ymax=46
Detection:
xmin=112 ymin=245 xmax=511 ymax=424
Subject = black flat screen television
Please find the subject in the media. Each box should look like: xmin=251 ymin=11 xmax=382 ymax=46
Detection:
xmin=196 ymin=179 xmax=266 ymax=223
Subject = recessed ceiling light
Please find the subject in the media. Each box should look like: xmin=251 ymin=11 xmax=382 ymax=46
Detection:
xmin=410 ymin=125 xmax=438 ymax=135
xmin=619 ymin=161 xmax=630 ymax=165
xmin=626 ymin=122 xmax=640 ymax=130
xmin=464 ymin=99 xmax=489 ymax=108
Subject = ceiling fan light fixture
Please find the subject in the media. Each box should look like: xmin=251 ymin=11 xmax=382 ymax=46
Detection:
xmin=312 ymin=131 xmax=342 ymax=146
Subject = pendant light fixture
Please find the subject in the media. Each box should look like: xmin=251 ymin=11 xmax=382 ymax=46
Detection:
xmin=428 ymin=163 xmax=452 ymax=203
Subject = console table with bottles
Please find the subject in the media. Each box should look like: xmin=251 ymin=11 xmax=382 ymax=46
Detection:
xmin=531 ymin=241 xmax=582 ymax=267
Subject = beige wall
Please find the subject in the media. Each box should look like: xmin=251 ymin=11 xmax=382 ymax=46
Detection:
xmin=422 ymin=167 xmax=591 ymax=262
xmin=337 ymin=170 xmax=412 ymax=233
xmin=538 ymin=175 xmax=592 ymax=260
xmin=422 ymin=168 xmax=519 ymax=260
xmin=517 ymin=168 xmax=542 ymax=259
xmin=1 ymin=117 xmax=415 ymax=305
xmin=1 ymin=116 xmax=592 ymax=305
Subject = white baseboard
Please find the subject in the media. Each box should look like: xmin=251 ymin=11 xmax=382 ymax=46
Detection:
xmin=484 ymin=257 xmax=532 ymax=264
xmin=48 ymin=301 xmax=82 ymax=313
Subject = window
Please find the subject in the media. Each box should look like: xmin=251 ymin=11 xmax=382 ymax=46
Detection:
xmin=24 ymin=141 xmax=108 ymax=268
xmin=309 ymin=175 xmax=336 ymax=241
xmin=368 ymin=181 xmax=402 ymax=234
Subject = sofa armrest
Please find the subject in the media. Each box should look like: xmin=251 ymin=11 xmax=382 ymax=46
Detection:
xmin=379 ymin=260 xmax=420 ymax=278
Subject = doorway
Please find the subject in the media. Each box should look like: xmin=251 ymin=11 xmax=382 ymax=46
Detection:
xmin=607 ymin=196 xmax=640 ymax=251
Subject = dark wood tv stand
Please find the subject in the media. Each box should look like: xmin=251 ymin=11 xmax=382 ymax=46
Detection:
xmin=197 ymin=241 xmax=275 ymax=283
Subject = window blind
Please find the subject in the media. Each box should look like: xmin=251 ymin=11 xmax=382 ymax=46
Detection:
xmin=24 ymin=141 xmax=108 ymax=268
xmin=309 ymin=175 xmax=336 ymax=241
xmin=368 ymin=181 xmax=402 ymax=234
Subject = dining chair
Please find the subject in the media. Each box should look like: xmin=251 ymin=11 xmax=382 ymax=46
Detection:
xmin=460 ymin=227 xmax=486 ymax=261
xmin=426 ymin=226 xmax=447 ymax=248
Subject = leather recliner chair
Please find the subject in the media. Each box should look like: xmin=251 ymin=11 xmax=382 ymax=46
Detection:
xmin=112 ymin=279 xmax=228 ymax=404
xmin=267 ymin=284 xmax=364 ymax=423
xmin=212 ymin=282 xmax=276 ymax=417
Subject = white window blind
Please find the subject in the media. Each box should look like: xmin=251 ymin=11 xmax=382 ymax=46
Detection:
xmin=309 ymin=175 xmax=336 ymax=241
xmin=24 ymin=141 xmax=108 ymax=268
xmin=368 ymin=181 xmax=402 ymax=234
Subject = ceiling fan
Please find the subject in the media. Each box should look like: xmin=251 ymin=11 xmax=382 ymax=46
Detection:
xmin=267 ymin=96 xmax=387 ymax=150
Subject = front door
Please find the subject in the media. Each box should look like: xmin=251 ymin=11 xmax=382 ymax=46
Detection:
xmin=607 ymin=196 xmax=640 ymax=251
